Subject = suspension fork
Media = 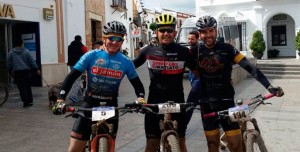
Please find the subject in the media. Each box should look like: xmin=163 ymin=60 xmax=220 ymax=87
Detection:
xmin=159 ymin=113 xmax=179 ymax=147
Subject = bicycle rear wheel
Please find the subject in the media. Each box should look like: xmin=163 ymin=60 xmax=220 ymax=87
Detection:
xmin=98 ymin=137 xmax=108 ymax=152
xmin=162 ymin=134 xmax=180 ymax=152
xmin=244 ymin=130 xmax=268 ymax=152
xmin=0 ymin=84 xmax=8 ymax=107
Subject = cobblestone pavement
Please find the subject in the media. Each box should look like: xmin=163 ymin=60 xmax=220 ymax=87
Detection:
xmin=0 ymin=63 xmax=299 ymax=152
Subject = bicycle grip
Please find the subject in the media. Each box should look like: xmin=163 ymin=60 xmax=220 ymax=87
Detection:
xmin=264 ymin=93 xmax=274 ymax=100
xmin=125 ymin=103 xmax=142 ymax=108
xmin=66 ymin=107 xmax=75 ymax=112
xmin=202 ymin=112 xmax=216 ymax=119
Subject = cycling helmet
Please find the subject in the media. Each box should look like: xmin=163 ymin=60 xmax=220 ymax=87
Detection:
xmin=155 ymin=14 xmax=176 ymax=28
xmin=196 ymin=15 xmax=217 ymax=31
xmin=103 ymin=21 xmax=127 ymax=35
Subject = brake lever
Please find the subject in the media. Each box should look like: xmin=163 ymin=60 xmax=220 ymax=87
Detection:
xmin=65 ymin=113 xmax=73 ymax=118
xmin=262 ymin=102 xmax=272 ymax=105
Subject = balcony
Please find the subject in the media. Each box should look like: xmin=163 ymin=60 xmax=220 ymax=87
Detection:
xmin=111 ymin=0 xmax=127 ymax=12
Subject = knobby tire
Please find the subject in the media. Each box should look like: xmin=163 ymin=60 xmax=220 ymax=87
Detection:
xmin=244 ymin=130 xmax=268 ymax=152
xmin=0 ymin=85 xmax=8 ymax=107
xmin=163 ymin=134 xmax=180 ymax=152
xmin=98 ymin=137 xmax=108 ymax=152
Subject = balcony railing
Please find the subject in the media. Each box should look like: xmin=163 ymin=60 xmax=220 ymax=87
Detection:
xmin=111 ymin=0 xmax=127 ymax=12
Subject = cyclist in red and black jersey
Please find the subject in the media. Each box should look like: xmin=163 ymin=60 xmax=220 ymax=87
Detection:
xmin=133 ymin=13 xmax=198 ymax=152
xmin=190 ymin=15 xmax=284 ymax=152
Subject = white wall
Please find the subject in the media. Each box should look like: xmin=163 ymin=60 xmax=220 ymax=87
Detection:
xmin=105 ymin=0 xmax=134 ymax=58
xmin=0 ymin=0 xmax=59 ymax=64
xmin=196 ymin=0 xmax=300 ymax=58
xmin=63 ymin=0 xmax=86 ymax=63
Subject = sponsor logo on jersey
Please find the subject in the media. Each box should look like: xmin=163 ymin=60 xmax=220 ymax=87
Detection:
xmin=95 ymin=58 xmax=106 ymax=65
xmin=147 ymin=60 xmax=185 ymax=74
xmin=92 ymin=66 xmax=123 ymax=78
xmin=113 ymin=64 xmax=120 ymax=69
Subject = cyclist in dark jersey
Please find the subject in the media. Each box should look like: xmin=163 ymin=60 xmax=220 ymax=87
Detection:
xmin=53 ymin=21 xmax=145 ymax=152
xmin=133 ymin=13 xmax=198 ymax=152
xmin=190 ymin=15 xmax=284 ymax=152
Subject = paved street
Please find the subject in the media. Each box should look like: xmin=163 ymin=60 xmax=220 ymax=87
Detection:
xmin=1 ymin=63 xmax=300 ymax=152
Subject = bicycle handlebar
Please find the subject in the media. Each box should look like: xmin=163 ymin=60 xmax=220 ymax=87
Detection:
xmin=202 ymin=93 xmax=275 ymax=119
xmin=125 ymin=102 xmax=196 ymax=114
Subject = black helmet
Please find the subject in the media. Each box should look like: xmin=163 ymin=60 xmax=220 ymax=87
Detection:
xmin=103 ymin=21 xmax=127 ymax=35
xmin=196 ymin=15 xmax=217 ymax=31
xmin=155 ymin=14 xmax=176 ymax=28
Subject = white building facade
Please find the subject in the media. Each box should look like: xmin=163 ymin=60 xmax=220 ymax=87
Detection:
xmin=196 ymin=0 xmax=300 ymax=59
xmin=0 ymin=0 xmax=62 ymax=86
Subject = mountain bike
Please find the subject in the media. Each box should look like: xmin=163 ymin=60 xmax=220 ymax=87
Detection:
xmin=125 ymin=101 xmax=196 ymax=152
xmin=0 ymin=82 xmax=9 ymax=107
xmin=202 ymin=93 xmax=275 ymax=152
xmin=60 ymin=103 xmax=134 ymax=152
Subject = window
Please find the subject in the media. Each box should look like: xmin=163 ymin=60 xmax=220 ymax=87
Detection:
xmin=238 ymin=22 xmax=246 ymax=51
xmin=272 ymin=26 xmax=286 ymax=46
xmin=223 ymin=26 xmax=230 ymax=41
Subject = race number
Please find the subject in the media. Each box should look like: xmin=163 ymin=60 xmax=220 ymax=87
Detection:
xmin=228 ymin=105 xmax=251 ymax=122
xmin=92 ymin=107 xmax=115 ymax=121
xmin=158 ymin=103 xmax=180 ymax=114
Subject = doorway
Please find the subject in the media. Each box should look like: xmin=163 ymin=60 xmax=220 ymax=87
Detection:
xmin=0 ymin=20 xmax=41 ymax=86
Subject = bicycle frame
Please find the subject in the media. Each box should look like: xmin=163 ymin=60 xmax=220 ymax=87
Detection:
xmin=127 ymin=101 xmax=195 ymax=152
xmin=65 ymin=105 xmax=125 ymax=152
xmin=159 ymin=110 xmax=180 ymax=151
xmin=202 ymin=94 xmax=274 ymax=152
xmin=0 ymin=83 xmax=9 ymax=107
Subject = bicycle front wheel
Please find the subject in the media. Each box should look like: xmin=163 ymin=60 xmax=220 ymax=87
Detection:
xmin=163 ymin=134 xmax=180 ymax=152
xmin=0 ymin=85 xmax=8 ymax=107
xmin=244 ymin=130 xmax=268 ymax=152
xmin=98 ymin=137 xmax=108 ymax=152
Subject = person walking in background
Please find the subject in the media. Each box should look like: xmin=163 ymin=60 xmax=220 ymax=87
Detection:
xmin=91 ymin=40 xmax=103 ymax=50
xmin=67 ymin=35 xmax=87 ymax=103
xmin=6 ymin=36 xmax=40 ymax=108
xmin=185 ymin=30 xmax=201 ymax=127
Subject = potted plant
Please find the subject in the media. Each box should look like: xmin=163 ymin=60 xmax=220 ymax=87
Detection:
xmin=295 ymin=30 xmax=300 ymax=57
xmin=149 ymin=22 xmax=156 ymax=32
xmin=268 ymin=49 xmax=280 ymax=58
xmin=250 ymin=30 xmax=266 ymax=59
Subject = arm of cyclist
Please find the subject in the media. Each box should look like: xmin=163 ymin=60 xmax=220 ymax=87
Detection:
xmin=237 ymin=57 xmax=284 ymax=97
xmin=52 ymin=69 xmax=83 ymax=114
xmin=133 ymin=47 xmax=147 ymax=68
xmin=58 ymin=68 xmax=83 ymax=101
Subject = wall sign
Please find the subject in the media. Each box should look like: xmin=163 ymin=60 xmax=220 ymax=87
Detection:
xmin=43 ymin=8 xmax=54 ymax=20
xmin=0 ymin=3 xmax=15 ymax=18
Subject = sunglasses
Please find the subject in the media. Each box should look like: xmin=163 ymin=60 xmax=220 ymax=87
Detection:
xmin=158 ymin=28 xmax=175 ymax=33
xmin=106 ymin=36 xmax=124 ymax=42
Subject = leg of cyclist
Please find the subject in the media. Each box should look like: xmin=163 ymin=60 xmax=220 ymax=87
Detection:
xmin=204 ymin=129 xmax=221 ymax=152
xmin=224 ymin=129 xmax=243 ymax=152
xmin=145 ymin=138 xmax=160 ymax=152
xmin=68 ymin=138 xmax=87 ymax=152
xmin=145 ymin=112 xmax=161 ymax=152
xmin=176 ymin=113 xmax=188 ymax=152
xmin=179 ymin=137 xmax=187 ymax=152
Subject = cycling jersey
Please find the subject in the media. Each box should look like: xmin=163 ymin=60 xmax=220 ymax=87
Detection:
xmin=75 ymin=50 xmax=140 ymax=97
xmin=134 ymin=42 xmax=196 ymax=103
xmin=59 ymin=49 xmax=144 ymax=103
xmin=190 ymin=42 xmax=271 ymax=99
xmin=134 ymin=42 xmax=196 ymax=138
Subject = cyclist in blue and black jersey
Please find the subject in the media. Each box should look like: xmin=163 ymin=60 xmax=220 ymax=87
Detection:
xmin=53 ymin=21 xmax=145 ymax=152
xmin=190 ymin=15 xmax=284 ymax=152
xmin=133 ymin=13 xmax=199 ymax=152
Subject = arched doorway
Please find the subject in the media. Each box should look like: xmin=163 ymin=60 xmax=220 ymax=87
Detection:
xmin=266 ymin=14 xmax=296 ymax=57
